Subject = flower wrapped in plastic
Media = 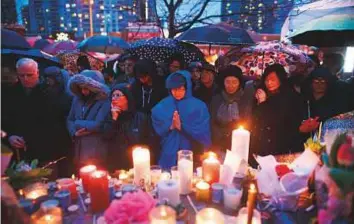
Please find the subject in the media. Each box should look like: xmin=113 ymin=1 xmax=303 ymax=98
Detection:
xmin=104 ymin=190 xmax=156 ymax=224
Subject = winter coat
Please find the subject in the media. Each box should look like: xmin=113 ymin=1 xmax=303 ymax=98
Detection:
xmin=193 ymin=83 xmax=219 ymax=108
xmin=102 ymin=84 xmax=143 ymax=170
xmin=152 ymin=71 xmax=212 ymax=169
xmin=67 ymin=70 xmax=110 ymax=167
xmin=2 ymin=82 xmax=72 ymax=164
xmin=251 ymin=87 xmax=304 ymax=162
xmin=210 ymin=86 xmax=253 ymax=151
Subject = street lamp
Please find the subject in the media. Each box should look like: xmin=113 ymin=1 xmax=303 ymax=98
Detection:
xmin=83 ymin=0 xmax=94 ymax=37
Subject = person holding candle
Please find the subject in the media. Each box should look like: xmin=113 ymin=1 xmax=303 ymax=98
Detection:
xmin=210 ymin=65 xmax=254 ymax=152
xmin=67 ymin=70 xmax=110 ymax=170
xmin=152 ymin=70 xmax=212 ymax=169
xmin=102 ymin=84 xmax=143 ymax=171
xmin=251 ymin=64 xmax=304 ymax=165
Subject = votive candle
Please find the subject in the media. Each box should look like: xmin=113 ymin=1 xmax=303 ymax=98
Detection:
xmin=89 ymin=170 xmax=109 ymax=213
xmin=149 ymin=205 xmax=176 ymax=224
xmin=196 ymin=208 xmax=224 ymax=224
xmin=80 ymin=165 xmax=97 ymax=193
xmin=196 ymin=181 xmax=210 ymax=202
xmin=202 ymin=152 xmax=220 ymax=184
xmin=133 ymin=147 xmax=151 ymax=186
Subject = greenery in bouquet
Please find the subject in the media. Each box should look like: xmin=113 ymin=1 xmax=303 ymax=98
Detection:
xmin=304 ymin=137 xmax=325 ymax=155
xmin=5 ymin=159 xmax=52 ymax=190
xmin=322 ymin=133 xmax=354 ymax=193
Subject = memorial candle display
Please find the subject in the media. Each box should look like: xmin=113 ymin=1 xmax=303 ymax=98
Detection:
xmin=57 ymin=178 xmax=78 ymax=200
xmin=202 ymin=152 xmax=220 ymax=184
xmin=158 ymin=179 xmax=180 ymax=206
xmin=247 ymin=184 xmax=257 ymax=224
xmin=133 ymin=147 xmax=151 ymax=186
xmin=178 ymin=150 xmax=193 ymax=195
xmin=231 ymin=126 xmax=250 ymax=163
xmin=237 ymin=207 xmax=261 ymax=224
xmin=195 ymin=181 xmax=210 ymax=202
xmin=196 ymin=208 xmax=225 ymax=224
xmin=149 ymin=205 xmax=176 ymax=224
xmin=89 ymin=170 xmax=109 ymax=213
xmin=79 ymin=165 xmax=97 ymax=193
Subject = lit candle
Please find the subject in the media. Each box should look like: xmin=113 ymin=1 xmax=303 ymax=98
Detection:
xmin=237 ymin=207 xmax=261 ymax=224
xmin=89 ymin=170 xmax=109 ymax=213
xmin=79 ymin=165 xmax=97 ymax=193
xmin=71 ymin=174 xmax=75 ymax=180
xmin=170 ymin=166 xmax=178 ymax=180
xmin=202 ymin=152 xmax=220 ymax=184
xmin=231 ymin=126 xmax=250 ymax=163
xmin=195 ymin=181 xmax=210 ymax=202
xmin=31 ymin=207 xmax=62 ymax=224
xmin=157 ymin=179 xmax=180 ymax=206
xmin=57 ymin=178 xmax=78 ymax=200
xmin=196 ymin=208 xmax=225 ymax=224
xmin=160 ymin=172 xmax=171 ymax=181
xmin=119 ymin=170 xmax=129 ymax=184
xmin=133 ymin=147 xmax=151 ymax=186
xmin=149 ymin=205 xmax=176 ymax=224
xmin=178 ymin=150 xmax=193 ymax=195
xmin=247 ymin=184 xmax=257 ymax=224
xmin=223 ymin=187 xmax=242 ymax=210
xmin=24 ymin=183 xmax=48 ymax=200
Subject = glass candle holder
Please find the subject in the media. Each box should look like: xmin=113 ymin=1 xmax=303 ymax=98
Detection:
xmin=149 ymin=205 xmax=176 ymax=224
xmin=177 ymin=150 xmax=193 ymax=195
xmin=79 ymin=165 xmax=97 ymax=193
xmin=196 ymin=208 xmax=224 ymax=224
xmin=30 ymin=206 xmax=62 ymax=224
xmin=170 ymin=166 xmax=178 ymax=180
xmin=133 ymin=147 xmax=151 ymax=187
xmin=57 ymin=178 xmax=78 ymax=200
xmin=151 ymin=165 xmax=162 ymax=187
xmin=89 ymin=170 xmax=109 ymax=213
xmin=196 ymin=181 xmax=210 ymax=202
xmin=237 ymin=207 xmax=261 ymax=224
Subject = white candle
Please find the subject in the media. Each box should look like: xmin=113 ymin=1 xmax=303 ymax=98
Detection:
xmin=196 ymin=208 xmax=225 ymax=224
xmin=133 ymin=147 xmax=151 ymax=186
xmin=158 ymin=179 xmax=180 ymax=206
xmin=237 ymin=207 xmax=261 ymax=224
xmin=223 ymin=187 xmax=242 ymax=210
xmin=178 ymin=158 xmax=193 ymax=195
xmin=231 ymin=126 xmax=250 ymax=163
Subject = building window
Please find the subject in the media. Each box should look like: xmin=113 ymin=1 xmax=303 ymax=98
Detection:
xmin=72 ymin=13 xmax=77 ymax=17
xmin=46 ymin=9 xmax=50 ymax=12
xmin=100 ymin=5 xmax=104 ymax=10
xmin=74 ymin=27 xmax=78 ymax=31
xmin=85 ymin=14 xmax=89 ymax=19
xmin=119 ymin=15 xmax=123 ymax=20
xmin=60 ymin=24 xmax=64 ymax=27
xmin=72 ymin=4 xmax=76 ymax=7
xmin=66 ymin=4 xmax=70 ymax=8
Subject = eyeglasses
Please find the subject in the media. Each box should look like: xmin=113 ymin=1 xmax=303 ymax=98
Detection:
xmin=112 ymin=93 xmax=125 ymax=98
xmin=313 ymin=79 xmax=327 ymax=84
xmin=18 ymin=73 xmax=36 ymax=78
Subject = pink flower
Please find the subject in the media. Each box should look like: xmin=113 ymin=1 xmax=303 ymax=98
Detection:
xmin=104 ymin=190 xmax=156 ymax=224
xmin=337 ymin=143 xmax=354 ymax=167
xmin=318 ymin=209 xmax=334 ymax=224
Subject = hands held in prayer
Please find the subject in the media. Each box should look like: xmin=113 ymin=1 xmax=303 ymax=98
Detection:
xmin=299 ymin=117 xmax=320 ymax=133
xmin=8 ymin=136 xmax=26 ymax=150
xmin=75 ymin=128 xmax=91 ymax=137
xmin=255 ymin=89 xmax=267 ymax=104
xmin=111 ymin=102 xmax=121 ymax=121
xmin=170 ymin=111 xmax=181 ymax=131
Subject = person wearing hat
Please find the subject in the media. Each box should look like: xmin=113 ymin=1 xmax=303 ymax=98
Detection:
xmin=210 ymin=65 xmax=253 ymax=152
xmin=187 ymin=61 xmax=203 ymax=92
xmin=67 ymin=70 xmax=111 ymax=169
xmin=152 ymin=71 xmax=212 ymax=169
xmin=113 ymin=54 xmax=138 ymax=85
xmin=194 ymin=63 xmax=219 ymax=107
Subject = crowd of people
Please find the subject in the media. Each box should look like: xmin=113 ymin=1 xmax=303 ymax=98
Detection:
xmin=2 ymin=52 xmax=354 ymax=175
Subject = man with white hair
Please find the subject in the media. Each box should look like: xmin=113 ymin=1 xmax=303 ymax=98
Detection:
xmin=2 ymin=58 xmax=72 ymax=175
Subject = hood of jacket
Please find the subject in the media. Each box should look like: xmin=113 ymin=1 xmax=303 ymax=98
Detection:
xmin=165 ymin=70 xmax=193 ymax=99
xmin=68 ymin=70 xmax=110 ymax=100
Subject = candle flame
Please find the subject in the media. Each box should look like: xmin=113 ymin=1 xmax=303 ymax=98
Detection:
xmin=108 ymin=175 xmax=112 ymax=180
xmin=160 ymin=206 xmax=167 ymax=217
xmin=196 ymin=181 xmax=210 ymax=190
xmin=239 ymin=125 xmax=244 ymax=130
xmin=45 ymin=215 xmax=52 ymax=221
xmin=92 ymin=170 xmax=106 ymax=178
xmin=71 ymin=174 xmax=75 ymax=180
xmin=80 ymin=165 xmax=97 ymax=173
xmin=19 ymin=189 xmax=23 ymax=196
xmin=250 ymin=183 xmax=257 ymax=192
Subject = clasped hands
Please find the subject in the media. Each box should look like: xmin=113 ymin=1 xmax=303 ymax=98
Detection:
xmin=170 ymin=111 xmax=181 ymax=131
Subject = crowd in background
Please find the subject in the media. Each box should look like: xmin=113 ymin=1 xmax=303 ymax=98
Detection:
xmin=2 ymin=52 xmax=354 ymax=176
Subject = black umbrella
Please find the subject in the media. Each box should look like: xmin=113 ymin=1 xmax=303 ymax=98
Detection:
xmin=127 ymin=37 xmax=205 ymax=64
xmin=177 ymin=23 xmax=254 ymax=45
xmin=1 ymin=49 xmax=62 ymax=72
xmin=1 ymin=28 xmax=31 ymax=50
xmin=33 ymin=39 xmax=51 ymax=50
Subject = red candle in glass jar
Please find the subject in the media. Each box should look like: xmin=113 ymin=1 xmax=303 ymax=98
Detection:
xmin=80 ymin=165 xmax=97 ymax=193
xmin=202 ymin=152 xmax=220 ymax=184
xmin=57 ymin=178 xmax=78 ymax=200
xmin=89 ymin=170 xmax=109 ymax=213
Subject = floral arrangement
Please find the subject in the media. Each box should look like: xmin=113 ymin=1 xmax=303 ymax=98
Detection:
xmin=323 ymin=133 xmax=354 ymax=193
xmin=304 ymin=137 xmax=325 ymax=155
xmin=104 ymin=190 xmax=156 ymax=224
xmin=5 ymin=160 xmax=52 ymax=190
xmin=275 ymin=164 xmax=293 ymax=178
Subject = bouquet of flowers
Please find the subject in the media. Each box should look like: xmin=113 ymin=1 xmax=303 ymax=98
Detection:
xmin=315 ymin=133 xmax=354 ymax=224
xmin=5 ymin=159 xmax=52 ymax=190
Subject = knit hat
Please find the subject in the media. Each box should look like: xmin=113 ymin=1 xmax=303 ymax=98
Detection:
xmin=165 ymin=73 xmax=186 ymax=89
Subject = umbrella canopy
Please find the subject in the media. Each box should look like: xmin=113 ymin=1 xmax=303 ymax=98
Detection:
xmin=231 ymin=41 xmax=315 ymax=78
xmin=127 ymin=37 xmax=205 ymax=64
xmin=33 ymin=39 xmax=51 ymax=50
xmin=282 ymin=0 xmax=354 ymax=47
xmin=56 ymin=50 xmax=104 ymax=74
xmin=1 ymin=49 xmax=62 ymax=72
xmin=42 ymin=40 xmax=78 ymax=55
xmin=1 ymin=28 xmax=31 ymax=50
xmin=176 ymin=23 xmax=254 ymax=45
xmin=77 ymin=35 xmax=129 ymax=54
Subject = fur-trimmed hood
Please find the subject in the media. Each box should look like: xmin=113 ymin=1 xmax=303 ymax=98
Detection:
xmin=68 ymin=70 xmax=110 ymax=100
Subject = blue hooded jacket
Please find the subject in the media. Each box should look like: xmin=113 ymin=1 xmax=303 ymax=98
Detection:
xmin=152 ymin=70 xmax=211 ymax=169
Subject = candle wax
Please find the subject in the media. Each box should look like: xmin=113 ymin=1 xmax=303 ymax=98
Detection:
xmin=80 ymin=165 xmax=97 ymax=193
xmin=202 ymin=155 xmax=220 ymax=184
xmin=158 ymin=180 xmax=180 ymax=206
xmin=231 ymin=127 xmax=250 ymax=163
xmin=178 ymin=158 xmax=193 ymax=195
xmin=196 ymin=181 xmax=210 ymax=202
xmin=89 ymin=170 xmax=109 ymax=213
xmin=133 ymin=147 xmax=151 ymax=186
